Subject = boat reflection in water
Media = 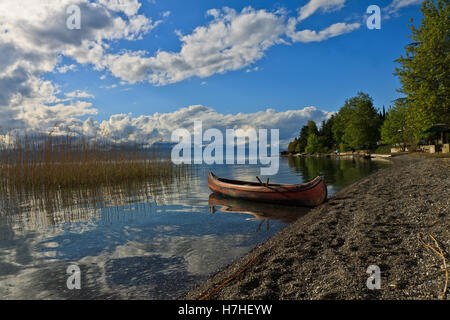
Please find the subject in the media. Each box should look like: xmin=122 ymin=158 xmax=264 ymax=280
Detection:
xmin=208 ymin=193 xmax=311 ymax=228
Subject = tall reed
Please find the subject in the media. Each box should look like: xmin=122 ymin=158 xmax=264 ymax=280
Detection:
xmin=0 ymin=133 xmax=189 ymax=191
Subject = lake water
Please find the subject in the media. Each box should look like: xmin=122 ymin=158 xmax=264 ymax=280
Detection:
xmin=0 ymin=157 xmax=391 ymax=299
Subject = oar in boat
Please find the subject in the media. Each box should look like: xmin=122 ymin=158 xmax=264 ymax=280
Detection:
xmin=256 ymin=176 xmax=270 ymax=187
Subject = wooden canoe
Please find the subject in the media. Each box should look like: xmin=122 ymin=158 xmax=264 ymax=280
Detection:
xmin=208 ymin=172 xmax=327 ymax=207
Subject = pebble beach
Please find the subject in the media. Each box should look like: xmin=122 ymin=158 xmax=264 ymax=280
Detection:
xmin=184 ymin=154 xmax=450 ymax=300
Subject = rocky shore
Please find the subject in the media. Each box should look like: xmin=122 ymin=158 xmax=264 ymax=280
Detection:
xmin=184 ymin=154 xmax=449 ymax=300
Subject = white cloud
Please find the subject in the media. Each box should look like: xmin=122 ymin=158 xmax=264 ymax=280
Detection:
xmin=298 ymin=0 xmax=347 ymax=22
xmin=65 ymin=90 xmax=95 ymax=99
xmin=246 ymin=66 xmax=261 ymax=73
xmin=100 ymin=84 xmax=118 ymax=89
xmin=104 ymin=105 xmax=331 ymax=147
xmin=102 ymin=7 xmax=288 ymax=86
xmin=287 ymin=20 xmax=361 ymax=43
xmin=56 ymin=64 xmax=77 ymax=73
xmin=18 ymin=101 xmax=98 ymax=131
xmin=0 ymin=1 xmax=362 ymax=97
xmin=99 ymin=5 xmax=363 ymax=86
xmin=0 ymin=0 xmax=160 ymax=128
xmin=1 ymin=105 xmax=332 ymax=149
xmin=385 ymin=0 xmax=424 ymax=14
xmin=98 ymin=0 xmax=142 ymax=17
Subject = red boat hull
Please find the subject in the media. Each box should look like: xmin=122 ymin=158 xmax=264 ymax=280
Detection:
xmin=208 ymin=172 xmax=327 ymax=207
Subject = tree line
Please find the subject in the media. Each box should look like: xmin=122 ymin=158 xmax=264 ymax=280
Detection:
xmin=288 ymin=92 xmax=385 ymax=153
xmin=288 ymin=0 xmax=449 ymax=154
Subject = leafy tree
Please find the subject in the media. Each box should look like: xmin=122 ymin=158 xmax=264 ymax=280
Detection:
xmin=305 ymin=133 xmax=321 ymax=154
xmin=332 ymin=104 xmax=352 ymax=151
xmin=379 ymin=105 xmax=387 ymax=122
xmin=306 ymin=120 xmax=319 ymax=136
xmin=288 ymin=138 xmax=298 ymax=153
xmin=395 ymin=0 xmax=450 ymax=135
xmin=294 ymin=120 xmax=320 ymax=153
xmin=319 ymin=115 xmax=336 ymax=151
xmin=333 ymin=92 xmax=381 ymax=150
xmin=296 ymin=125 xmax=309 ymax=153
xmin=381 ymin=100 xmax=414 ymax=151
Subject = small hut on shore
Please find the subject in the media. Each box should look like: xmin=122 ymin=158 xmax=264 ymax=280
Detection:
xmin=419 ymin=123 xmax=450 ymax=153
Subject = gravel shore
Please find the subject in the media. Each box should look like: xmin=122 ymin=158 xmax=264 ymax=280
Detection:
xmin=184 ymin=154 xmax=450 ymax=300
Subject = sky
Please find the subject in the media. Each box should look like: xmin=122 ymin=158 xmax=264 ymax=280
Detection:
xmin=0 ymin=0 xmax=426 ymax=146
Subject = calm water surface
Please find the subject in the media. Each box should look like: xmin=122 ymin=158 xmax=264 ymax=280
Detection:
xmin=0 ymin=157 xmax=391 ymax=299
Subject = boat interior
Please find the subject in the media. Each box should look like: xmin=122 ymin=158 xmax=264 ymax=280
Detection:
xmin=210 ymin=172 xmax=319 ymax=187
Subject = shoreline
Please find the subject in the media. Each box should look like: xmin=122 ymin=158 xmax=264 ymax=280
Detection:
xmin=281 ymin=152 xmax=393 ymax=159
xmin=183 ymin=154 xmax=449 ymax=300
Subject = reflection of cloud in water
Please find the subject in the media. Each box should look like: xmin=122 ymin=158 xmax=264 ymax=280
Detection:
xmin=0 ymin=226 xmax=254 ymax=299
xmin=147 ymin=234 xmax=252 ymax=276
xmin=152 ymin=225 xmax=180 ymax=233
xmin=79 ymin=233 xmax=253 ymax=296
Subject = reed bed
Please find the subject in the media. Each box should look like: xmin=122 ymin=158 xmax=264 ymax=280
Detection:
xmin=0 ymin=176 xmax=190 ymax=232
xmin=0 ymin=133 xmax=189 ymax=191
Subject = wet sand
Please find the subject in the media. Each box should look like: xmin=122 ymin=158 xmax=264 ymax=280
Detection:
xmin=184 ymin=154 xmax=449 ymax=300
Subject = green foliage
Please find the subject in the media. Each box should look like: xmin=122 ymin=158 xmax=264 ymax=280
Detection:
xmin=332 ymin=92 xmax=381 ymax=150
xmin=287 ymin=138 xmax=297 ymax=153
xmin=287 ymin=117 xmax=336 ymax=154
xmin=381 ymin=100 xmax=416 ymax=150
xmin=294 ymin=142 xmax=301 ymax=153
xmin=395 ymin=0 xmax=450 ymax=135
xmin=306 ymin=120 xmax=319 ymax=136
xmin=319 ymin=116 xmax=336 ymax=151
xmin=296 ymin=125 xmax=309 ymax=153
xmin=287 ymin=1 xmax=448 ymax=154
xmin=332 ymin=112 xmax=348 ymax=151
xmin=373 ymin=144 xmax=392 ymax=154
xmin=292 ymin=120 xmax=321 ymax=154
xmin=305 ymin=133 xmax=321 ymax=154
xmin=289 ymin=93 xmax=384 ymax=153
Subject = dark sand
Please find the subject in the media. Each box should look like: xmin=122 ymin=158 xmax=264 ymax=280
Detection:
xmin=184 ymin=154 xmax=449 ymax=300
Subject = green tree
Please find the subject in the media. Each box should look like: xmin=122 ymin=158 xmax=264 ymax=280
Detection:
xmin=294 ymin=142 xmax=301 ymax=153
xmin=381 ymin=100 xmax=414 ymax=151
xmin=333 ymin=92 xmax=381 ymax=150
xmin=305 ymin=133 xmax=321 ymax=154
xmin=319 ymin=115 xmax=336 ymax=151
xmin=296 ymin=125 xmax=309 ymax=153
xmin=306 ymin=120 xmax=319 ymax=136
xmin=288 ymin=138 xmax=298 ymax=153
xmin=395 ymin=0 xmax=450 ymax=135
xmin=332 ymin=103 xmax=352 ymax=151
xmin=294 ymin=120 xmax=319 ymax=153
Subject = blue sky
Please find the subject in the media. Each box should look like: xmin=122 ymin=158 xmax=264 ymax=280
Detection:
xmin=51 ymin=0 xmax=424 ymax=117
xmin=0 ymin=0 xmax=426 ymax=145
